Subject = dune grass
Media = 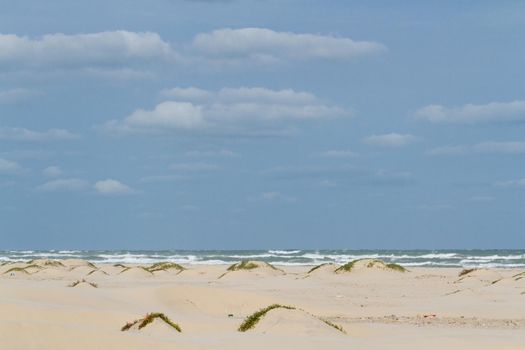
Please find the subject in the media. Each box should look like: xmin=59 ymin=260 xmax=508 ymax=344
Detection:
xmin=119 ymin=266 xmax=153 ymax=274
xmin=227 ymin=261 xmax=260 ymax=271
xmin=86 ymin=269 xmax=108 ymax=276
xmin=238 ymin=304 xmax=295 ymax=332
xmin=3 ymin=267 xmax=30 ymax=274
xmin=238 ymin=304 xmax=346 ymax=334
xmin=335 ymin=259 xmax=406 ymax=273
xmin=147 ymin=262 xmax=184 ymax=273
xmin=459 ymin=268 xmax=477 ymax=277
xmin=69 ymin=279 xmax=98 ymax=288
xmin=113 ymin=263 xmax=128 ymax=268
xmin=28 ymin=260 xmax=65 ymax=267
xmin=307 ymin=263 xmax=332 ymax=274
xmin=319 ymin=318 xmax=346 ymax=334
xmin=121 ymin=313 xmax=181 ymax=332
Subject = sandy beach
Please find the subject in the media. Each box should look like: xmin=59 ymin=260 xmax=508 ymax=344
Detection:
xmin=1 ymin=259 xmax=524 ymax=349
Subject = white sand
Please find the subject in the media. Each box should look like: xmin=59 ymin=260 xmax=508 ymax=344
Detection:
xmin=1 ymin=261 xmax=524 ymax=349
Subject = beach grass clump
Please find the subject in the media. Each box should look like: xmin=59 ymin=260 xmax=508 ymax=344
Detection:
xmin=459 ymin=268 xmax=477 ymax=277
xmin=238 ymin=304 xmax=295 ymax=332
xmin=147 ymin=262 xmax=184 ymax=273
xmin=69 ymin=279 xmax=98 ymax=288
xmin=335 ymin=259 xmax=406 ymax=273
xmin=121 ymin=313 xmax=181 ymax=332
xmin=3 ymin=267 xmax=30 ymax=274
xmin=86 ymin=269 xmax=108 ymax=276
xmin=119 ymin=266 xmax=153 ymax=274
xmin=227 ymin=261 xmax=261 ymax=271
xmin=319 ymin=318 xmax=346 ymax=334
xmin=307 ymin=263 xmax=331 ymax=274
xmin=113 ymin=263 xmax=128 ymax=268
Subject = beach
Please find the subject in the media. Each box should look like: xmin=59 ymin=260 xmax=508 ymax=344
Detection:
xmin=1 ymin=259 xmax=524 ymax=349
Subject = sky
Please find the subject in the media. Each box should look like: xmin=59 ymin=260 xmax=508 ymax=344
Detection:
xmin=1 ymin=0 xmax=525 ymax=250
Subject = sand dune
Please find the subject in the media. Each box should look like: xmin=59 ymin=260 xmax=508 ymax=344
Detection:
xmin=1 ymin=264 xmax=524 ymax=349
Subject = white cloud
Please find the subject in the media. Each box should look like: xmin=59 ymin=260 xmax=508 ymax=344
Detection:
xmin=192 ymin=28 xmax=386 ymax=63
xmin=363 ymin=133 xmax=417 ymax=147
xmin=429 ymin=141 xmax=525 ymax=156
xmin=0 ymin=158 xmax=22 ymax=174
xmin=103 ymin=86 xmax=347 ymax=135
xmin=495 ymin=178 xmax=525 ymax=189
xmin=42 ymin=166 xmax=62 ymax=177
xmin=0 ymin=88 xmax=40 ymax=104
xmin=37 ymin=178 xmax=90 ymax=192
xmin=318 ymin=150 xmax=357 ymax=158
xmin=0 ymin=127 xmax=78 ymax=141
xmin=0 ymin=31 xmax=176 ymax=68
xmin=93 ymin=179 xmax=134 ymax=195
xmin=416 ymin=100 xmax=525 ymax=124
xmin=160 ymin=87 xmax=211 ymax=101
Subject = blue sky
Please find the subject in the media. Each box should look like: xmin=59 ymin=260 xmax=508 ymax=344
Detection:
xmin=1 ymin=0 xmax=525 ymax=250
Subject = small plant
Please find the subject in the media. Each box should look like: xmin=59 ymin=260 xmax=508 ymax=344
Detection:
xmin=119 ymin=266 xmax=152 ymax=274
xmin=386 ymin=263 xmax=407 ymax=272
xmin=147 ymin=262 xmax=184 ymax=273
xmin=459 ymin=268 xmax=477 ymax=277
xmin=121 ymin=313 xmax=181 ymax=332
xmin=320 ymin=318 xmax=346 ymax=334
xmin=307 ymin=263 xmax=330 ymax=274
xmin=238 ymin=304 xmax=295 ymax=332
xmin=114 ymin=263 xmax=127 ymax=268
xmin=43 ymin=260 xmax=65 ymax=267
xmin=335 ymin=259 xmax=406 ymax=273
xmin=69 ymin=279 xmax=98 ymax=288
xmin=3 ymin=267 xmax=29 ymax=274
xmin=86 ymin=269 xmax=108 ymax=276
xmin=227 ymin=261 xmax=260 ymax=271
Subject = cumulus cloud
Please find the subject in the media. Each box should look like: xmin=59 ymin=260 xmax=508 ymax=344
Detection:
xmin=0 ymin=127 xmax=78 ymax=141
xmin=0 ymin=88 xmax=40 ymax=104
xmin=191 ymin=28 xmax=386 ymax=63
xmin=103 ymin=86 xmax=347 ymax=135
xmin=93 ymin=179 xmax=134 ymax=195
xmin=0 ymin=158 xmax=22 ymax=174
xmin=0 ymin=31 xmax=176 ymax=68
xmin=363 ymin=133 xmax=417 ymax=147
xmin=416 ymin=100 xmax=525 ymax=124
xmin=428 ymin=141 xmax=525 ymax=156
xmin=42 ymin=166 xmax=62 ymax=177
xmin=495 ymin=178 xmax=525 ymax=189
xmin=37 ymin=178 xmax=90 ymax=192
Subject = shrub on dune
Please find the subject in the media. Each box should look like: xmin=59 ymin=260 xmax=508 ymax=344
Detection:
xmin=147 ymin=262 xmax=184 ymax=273
xmin=238 ymin=304 xmax=295 ymax=332
xmin=335 ymin=259 xmax=406 ymax=273
xmin=121 ymin=312 xmax=182 ymax=332
xmin=68 ymin=279 xmax=98 ymax=288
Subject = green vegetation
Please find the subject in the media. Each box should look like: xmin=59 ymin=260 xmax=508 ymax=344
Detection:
xmin=69 ymin=279 xmax=98 ymax=288
xmin=237 ymin=304 xmax=346 ymax=334
xmin=307 ymin=263 xmax=331 ymax=274
xmin=386 ymin=263 xmax=407 ymax=272
xmin=147 ymin=262 xmax=184 ymax=273
xmin=119 ymin=266 xmax=153 ymax=274
xmin=238 ymin=304 xmax=295 ymax=332
xmin=227 ymin=261 xmax=260 ymax=271
xmin=319 ymin=318 xmax=346 ymax=334
xmin=86 ymin=269 xmax=108 ymax=276
xmin=3 ymin=267 xmax=30 ymax=274
xmin=113 ymin=263 xmax=127 ymax=268
xmin=121 ymin=313 xmax=182 ymax=332
xmin=334 ymin=259 xmax=406 ymax=273
xmin=459 ymin=268 xmax=477 ymax=277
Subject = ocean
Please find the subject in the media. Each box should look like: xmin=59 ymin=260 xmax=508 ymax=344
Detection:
xmin=1 ymin=250 xmax=524 ymax=268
